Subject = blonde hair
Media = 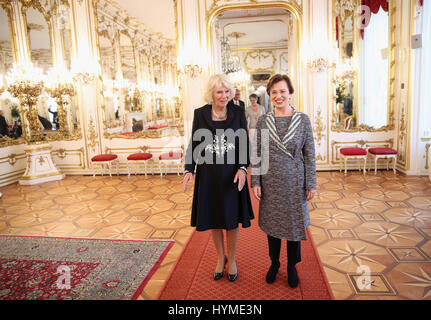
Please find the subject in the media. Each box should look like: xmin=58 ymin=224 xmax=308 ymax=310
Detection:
xmin=204 ymin=74 xmax=234 ymax=105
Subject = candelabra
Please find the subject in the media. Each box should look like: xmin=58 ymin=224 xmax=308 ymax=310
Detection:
xmin=46 ymin=83 xmax=75 ymax=136
xmin=6 ymin=63 xmax=45 ymax=143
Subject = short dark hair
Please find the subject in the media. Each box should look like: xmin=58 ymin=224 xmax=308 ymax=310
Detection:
xmin=266 ymin=74 xmax=294 ymax=96
xmin=249 ymin=93 xmax=258 ymax=100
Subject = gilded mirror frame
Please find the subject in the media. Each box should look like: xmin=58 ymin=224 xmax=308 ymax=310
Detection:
xmin=331 ymin=0 xmax=396 ymax=132
xmin=206 ymin=1 xmax=303 ymax=111
xmin=56 ymin=0 xmax=83 ymax=141
xmin=0 ymin=1 xmax=25 ymax=147
xmin=94 ymin=8 xmax=180 ymax=140
xmin=19 ymin=0 xmax=82 ymax=141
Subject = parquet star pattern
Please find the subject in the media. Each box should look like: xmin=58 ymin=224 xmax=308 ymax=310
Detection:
xmin=310 ymin=171 xmax=431 ymax=300
xmin=0 ymin=170 xmax=430 ymax=300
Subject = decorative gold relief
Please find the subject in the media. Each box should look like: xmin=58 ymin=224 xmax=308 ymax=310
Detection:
xmin=244 ymin=50 xmax=276 ymax=74
xmin=313 ymin=108 xmax=326 ymax=147
xmin=425 ymin=144 xmax=430 ymax=170
xmin=87 ymin=116 xmax=99 ymax=152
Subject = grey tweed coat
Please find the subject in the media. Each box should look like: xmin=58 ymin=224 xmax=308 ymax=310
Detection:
xmin=251 ymin=109 xmax=316 ymax=241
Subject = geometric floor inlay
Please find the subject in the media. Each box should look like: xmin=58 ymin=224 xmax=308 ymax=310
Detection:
xmin=1 ymin=170 xmax=430 ymax=300
xmin=311 ymin=171 xmax=431 ymax=300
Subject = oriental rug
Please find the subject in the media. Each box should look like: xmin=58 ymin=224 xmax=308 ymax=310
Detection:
xmin=158 ymin=177 xmax=334 ymax=300
xmin=0 ymin=235 xmax=173 ymax=300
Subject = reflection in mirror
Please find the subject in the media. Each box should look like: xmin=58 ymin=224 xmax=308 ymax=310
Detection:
xmin=213 ymin=6 xmax=299 ymax=115
xmin=333 ymin=0 xmax=392 ymax=131
xmin=62 ymin=28 xmax=71 ymax=69
xmin=0 ymin=6 xmax=22 ymax=141
xmin=334 ymin=6 xmax=357 ymax=129
xmin=99 ymin=34 xmax=120 ymax=130
xmin=25 ymin=7 xmax=58 ymax=134
xmin=119 ymin=32 xmax=136 ymax=82
xmin=359 ymin=7 xmax=389 ymax=129
xmin=26 ymin=7 xmax=52 ymax=72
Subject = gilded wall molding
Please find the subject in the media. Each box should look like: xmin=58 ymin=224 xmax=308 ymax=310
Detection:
xmin=313 ymin=107 xmax=325 ymax=147
xmin=208 ymin=0 xmax=303 ymax=16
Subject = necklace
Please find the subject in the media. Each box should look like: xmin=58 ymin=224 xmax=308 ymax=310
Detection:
xmin=212 ymin=107 xmax=227 ymax=120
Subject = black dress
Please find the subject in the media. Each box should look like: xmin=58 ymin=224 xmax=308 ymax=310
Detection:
xmin=185 ymin=104 xmax=254 ymax=231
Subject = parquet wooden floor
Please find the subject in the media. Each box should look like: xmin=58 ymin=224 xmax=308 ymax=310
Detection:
xmin=0 ymin=171 xmax=430 ymax=300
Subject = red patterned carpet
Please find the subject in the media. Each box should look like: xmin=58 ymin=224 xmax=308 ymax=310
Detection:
xmin=158 ymin=178 xmax=334 ymax=300
xmin=0 ymin=236 xmax=173 ymax=300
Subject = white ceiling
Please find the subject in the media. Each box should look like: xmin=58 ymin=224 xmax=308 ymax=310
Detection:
xmin=114 ymin=0 xmax=176 ymax=40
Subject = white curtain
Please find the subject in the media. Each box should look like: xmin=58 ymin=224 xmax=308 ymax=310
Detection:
xmin=420 ymin=0 xmax=431 ymax=137
xmin=359 ymin=8 xmax=389 ymax=128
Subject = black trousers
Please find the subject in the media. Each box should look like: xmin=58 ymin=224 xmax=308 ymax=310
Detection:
xmin=267 ymin=235 xmax=301 ymax=267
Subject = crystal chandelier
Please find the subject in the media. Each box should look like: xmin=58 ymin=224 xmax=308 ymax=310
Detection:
xmin=221 ymin=33 xmax=242 ymax=74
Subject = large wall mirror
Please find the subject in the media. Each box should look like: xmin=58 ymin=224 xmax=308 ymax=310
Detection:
xmin=333 ymin=0 xmax=395 ymax=131
xmin=208 ymin=3 xmax=302 ymax=113
xmin=0 ymin=4 xmax=24 ymax=144
xmin=97 ymin=7 xmax=181 ymax=139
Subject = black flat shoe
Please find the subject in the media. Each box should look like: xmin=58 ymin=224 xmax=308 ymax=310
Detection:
xmin=213 ymin=256 xmax=228 ymax=281
xmin=266 ymin=261 xmax=280 ymax=284
xmin=228 ymin=272 xmax=238 ymax=282
xmin=287 ymin=265 xmax=299 ymax=288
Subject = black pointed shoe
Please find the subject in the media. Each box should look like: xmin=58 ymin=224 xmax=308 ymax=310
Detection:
xmin=213 ymin=256 xmax=228 ymax=281
xmin=228 ymin=272 xmax=238 ymax=282
xmin=266 ymin=261 xmax=280 ymax=284
xmin=287 ymin=265 xmax=299 ymax=288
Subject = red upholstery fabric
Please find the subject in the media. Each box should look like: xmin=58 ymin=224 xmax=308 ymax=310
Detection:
xmin=148 ymin=125 xmax=168 ymax=130
xmin=159 ymin=152 xmax=182 ymax=160
xmin=368 ymin=148 xmax=397 ymax=155
xmin=127 ymin=153 xmax=152 ymax=161
xmin=120 ymin=132 xmax=137 ymax=136
xmin=340 ymin=148 xmax=367 ymax=156
xmin=91 ymin=154 xmax=118 ymax=162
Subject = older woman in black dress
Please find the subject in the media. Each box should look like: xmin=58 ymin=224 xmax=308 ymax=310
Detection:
xmin=183 ymin=74 xmax=254 ymax=282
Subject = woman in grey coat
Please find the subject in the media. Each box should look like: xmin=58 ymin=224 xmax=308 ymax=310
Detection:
xmin=251 ymin=74 xmax=316 ymax=288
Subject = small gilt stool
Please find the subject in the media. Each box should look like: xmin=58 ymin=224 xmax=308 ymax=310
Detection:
xmin=91 ymin=154 xmax=119 ymax=178
xmin=368 ymin=148 xmax=397 ymax=175
xmin=339 ymin=147 xmax=367 ymax=175
xmin=127 ymin=153 xmax=153 ymax=178
xmin=158 ymin=151 xmax=183 ymax=178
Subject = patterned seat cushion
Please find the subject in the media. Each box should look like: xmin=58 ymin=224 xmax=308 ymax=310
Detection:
xmin=91 ymin=154 xmax=118 ymax=162
xmin=368 ymin=148 xmax=397 ymax=155
xmin=159 ymin=152 xmax=182 ymax=160
xmin=127 ymin=153 xmax=152 ymax=161
xmin=340 ymin=148 xmax=367 ymax=156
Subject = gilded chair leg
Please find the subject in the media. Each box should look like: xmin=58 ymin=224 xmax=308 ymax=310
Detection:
xmin=344 ymin=158 xmax=348 ymax=175
xmin=374 ymin=157 xmax=378 ymax=175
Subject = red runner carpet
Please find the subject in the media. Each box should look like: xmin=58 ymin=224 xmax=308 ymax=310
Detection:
xmin=158 ymin=177 xmax=334 ymax=300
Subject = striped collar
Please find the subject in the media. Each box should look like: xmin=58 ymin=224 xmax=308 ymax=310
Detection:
xmin=265 ymin=109 xmax=301 ymax=159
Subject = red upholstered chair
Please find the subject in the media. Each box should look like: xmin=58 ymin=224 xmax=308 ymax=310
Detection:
xmin=126 ymin=152 xmax=153 ymax=178
xmin=158 ymin=151 xmax=183 ymax=178
xmin=91 ymin=154 xmax=119 ymax=178
xmin=368 ymin=147 xmax=397 ymax=175
xmin=339 ymin=147 xmax=367 ymax=175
